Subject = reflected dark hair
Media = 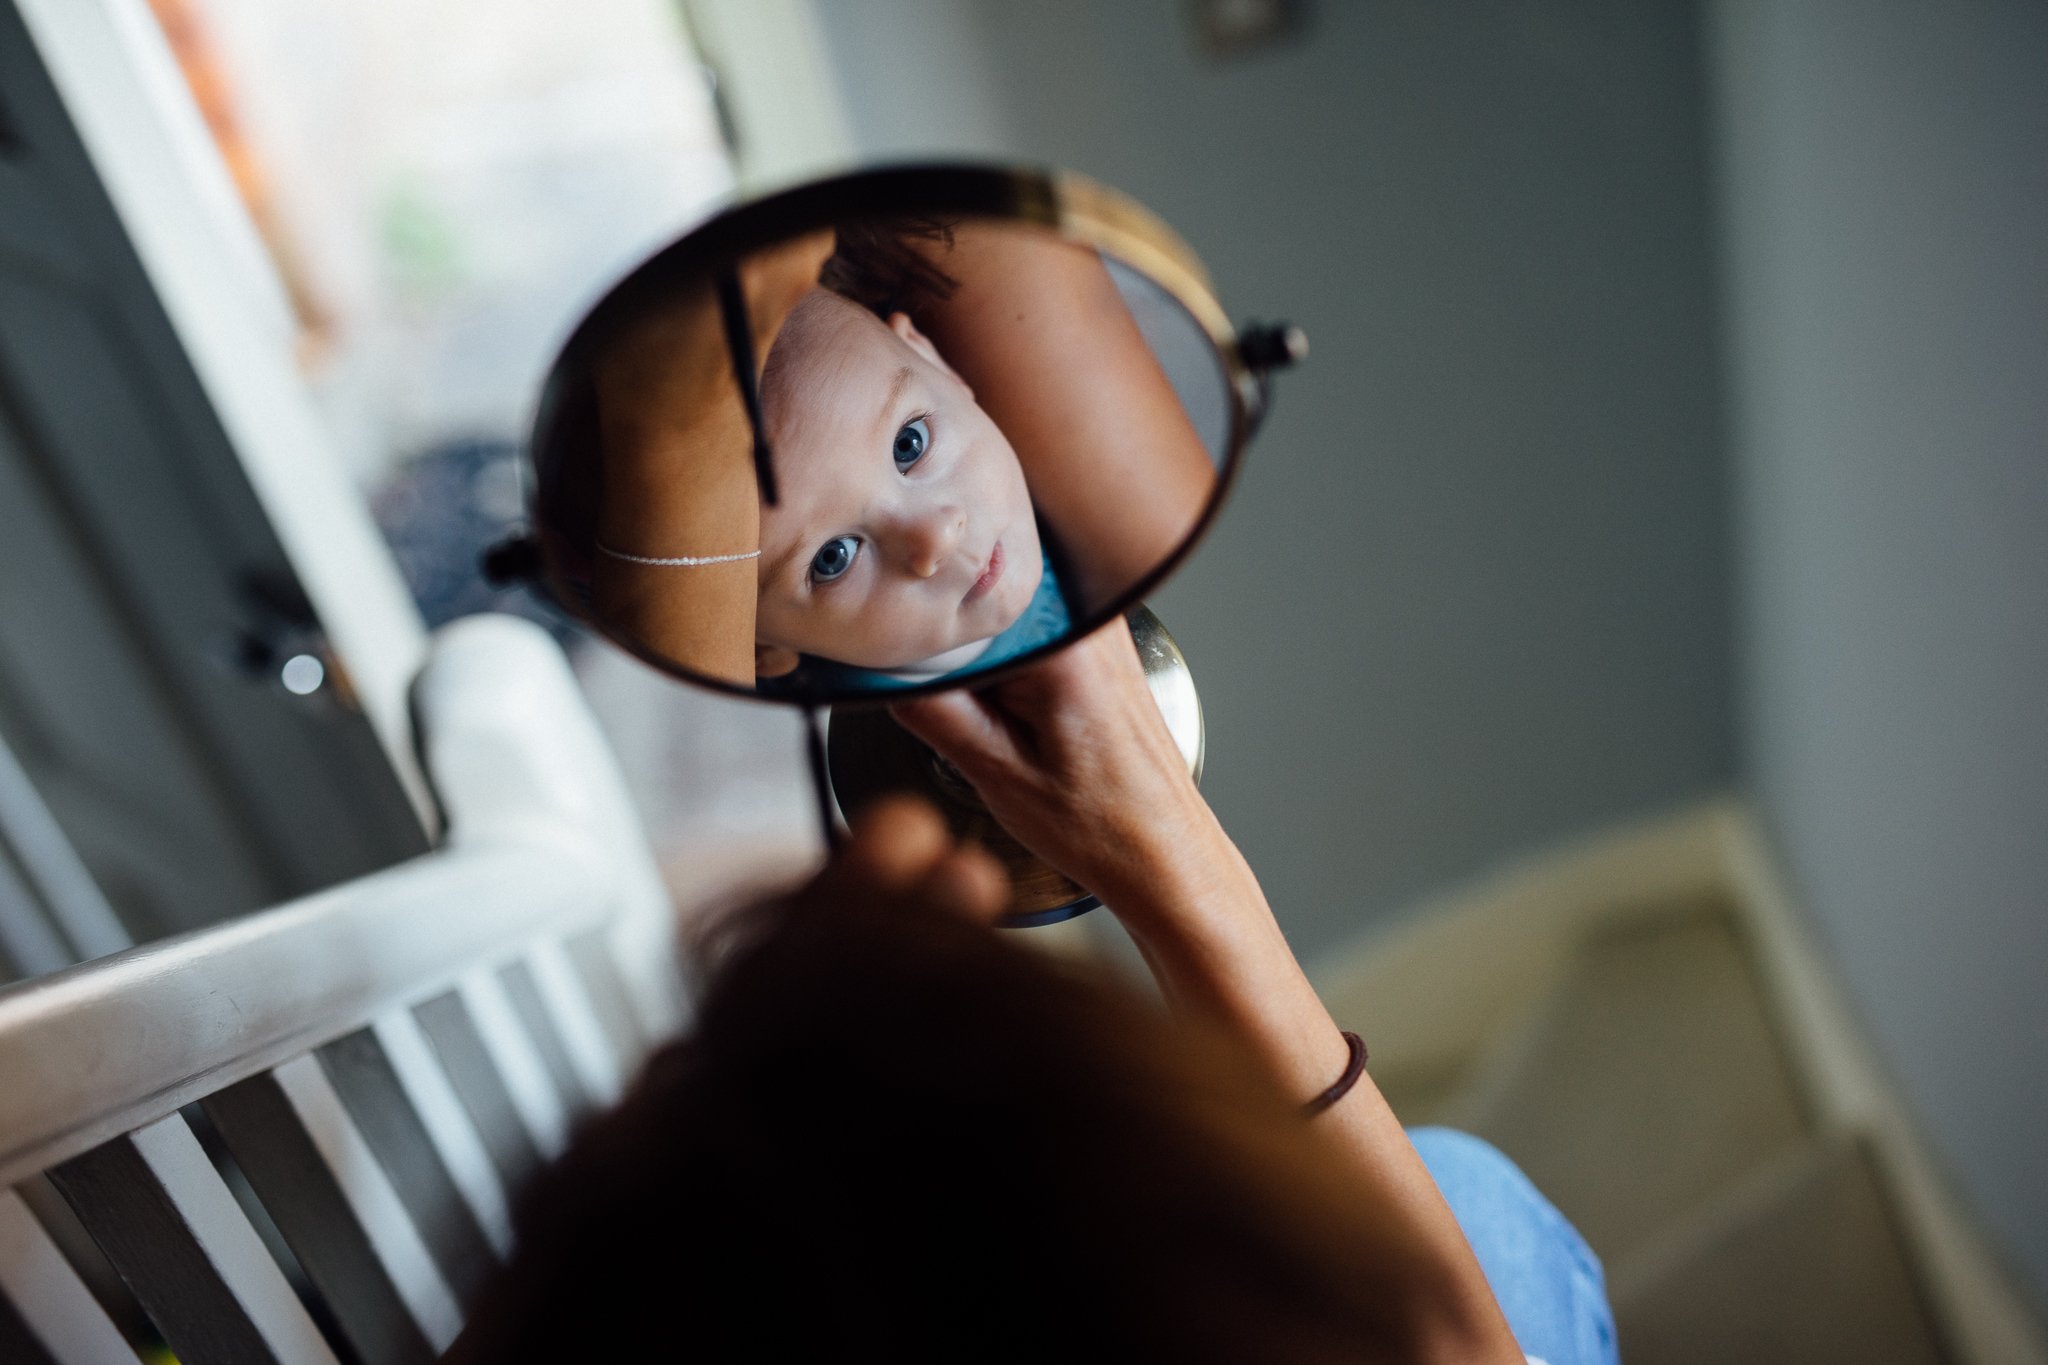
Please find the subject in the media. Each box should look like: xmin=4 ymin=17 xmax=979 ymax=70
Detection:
xmin=820 ymin=217 xmax=960 ymax=318
xmin=452 ymin=887 xmax=1412 ymax=1363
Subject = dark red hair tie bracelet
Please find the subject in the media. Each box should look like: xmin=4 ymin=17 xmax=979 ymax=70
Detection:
xmin=1303 ymin=1031 xmax=1369 ymax=1117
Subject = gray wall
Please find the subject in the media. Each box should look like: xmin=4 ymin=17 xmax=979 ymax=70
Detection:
xmin=1708 ymin=0 xmax=2048 ymax=1310
xmin=810 ymin=0 xmax=1736 ymax=958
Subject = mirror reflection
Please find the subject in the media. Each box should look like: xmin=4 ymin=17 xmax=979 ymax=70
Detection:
xmin=532 ymin=209 xmax=1236 ymax=700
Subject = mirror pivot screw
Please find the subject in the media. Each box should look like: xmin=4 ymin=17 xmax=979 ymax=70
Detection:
xmin=1239 ymin=322 xmax=1309 ymax=372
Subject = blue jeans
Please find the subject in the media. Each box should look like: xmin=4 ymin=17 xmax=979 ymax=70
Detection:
xmin=1410 ymin=1127 xmax=1619 ymax=1365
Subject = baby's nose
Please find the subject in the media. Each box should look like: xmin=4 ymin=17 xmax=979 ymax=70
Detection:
xmin=899 ymin=510 xmax=965 ymax=577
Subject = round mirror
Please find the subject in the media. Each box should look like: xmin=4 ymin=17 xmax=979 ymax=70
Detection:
xmin=522 ymin=165 xmax=1260 ymax=704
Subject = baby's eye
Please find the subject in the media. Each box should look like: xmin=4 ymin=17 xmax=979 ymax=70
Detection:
xmin=893 ymin=416 xmax=931 ymax=471
xmin=810 ymin=535 xmax=861 ymax=584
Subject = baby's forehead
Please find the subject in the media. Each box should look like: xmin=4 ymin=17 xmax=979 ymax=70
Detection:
xmin=764 ymin=312 xmax=921 ymax=476
xmin=766 ymin=292 xmax=900 ymax=397
xmin=755 ymin=294 xmax=909 ymax=563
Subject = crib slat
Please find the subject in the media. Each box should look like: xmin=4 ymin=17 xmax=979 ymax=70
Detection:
xmin=49 ymin=1116 xmax=339 ymax=1365
xmin=456 ymin=969 xmax=570 ymax=1158
xmin=204 ymin=1068 xmax=440 ymax=1364
xmin=603 ymin=914 xmax=692 ymax=1044
xmin=527 ymin=939 xmax=628 ymax=1107
xmin=368 ymin=1010 xmax=513 ymax=1257
xmin=412 ymin=990 xmax=545 ymax=1196
xmin=566 ymin=927 xmax=650 ymax=1064
xmin=315 ymin=1026 xmax=500 ymax=1303
xmin=0 ymin=1187 xmax=138 ymax=1365
xmin=280 ymin=1054 xmax=471 ymax=1346
xmin=496 ymin=958 xmax=592 ymax=1118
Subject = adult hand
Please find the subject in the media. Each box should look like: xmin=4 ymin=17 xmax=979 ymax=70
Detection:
xmin=808 ymin=794 xmax=1010 ymax=925
xmin=888 ymin=618 xmax=1223 ymax=920
xmin=892 ymin=618 xmax=1351 ymax=1117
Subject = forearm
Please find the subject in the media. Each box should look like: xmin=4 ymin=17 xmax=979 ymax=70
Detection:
xmin=590 ymin=398 xmax=760 ymax=684
xmin=891 ymin=627 xmax=1520 ymax=1358
xmin=1100 ymin=810 xmax=1349 ymax=1099
xmin=586 ymin=241 xmax=826 ymax=682
xmin=1103 ymin=820 xmax=1523 ymax=1363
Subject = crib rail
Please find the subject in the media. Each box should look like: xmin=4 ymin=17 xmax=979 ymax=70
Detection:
xmin=0 ymin=617 xmax=686 ymax=1365
xmin=0 ymin=843 xmax=607 ymax=1191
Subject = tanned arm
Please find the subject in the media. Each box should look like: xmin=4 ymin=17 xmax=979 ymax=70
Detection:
xmin=892 ymin=623 xmax=1524 ymax=1365
xmin=586 ymin=232 xmax=833 ymax=685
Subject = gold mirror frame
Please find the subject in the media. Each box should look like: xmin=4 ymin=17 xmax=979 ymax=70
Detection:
xmin=525 ymin=162 xmax=1257 ymax=707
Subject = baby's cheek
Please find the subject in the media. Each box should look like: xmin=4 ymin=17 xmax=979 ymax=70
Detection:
xmin=851 ymin=587 xmax=920 ymax=654
xmin=762 ymin=595 xmax=836 ymax=655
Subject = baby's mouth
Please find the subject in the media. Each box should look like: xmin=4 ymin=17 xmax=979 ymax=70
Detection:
xmin=963 ymin=540 xmax=1005 ymax=607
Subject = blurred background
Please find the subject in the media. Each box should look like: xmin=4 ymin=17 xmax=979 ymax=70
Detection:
xmin=0 ymin=0 xmax=2041 ymax=1359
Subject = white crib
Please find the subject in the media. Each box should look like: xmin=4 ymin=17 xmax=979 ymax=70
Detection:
xmin=0 ymin=617 xmax=684 ymax=1364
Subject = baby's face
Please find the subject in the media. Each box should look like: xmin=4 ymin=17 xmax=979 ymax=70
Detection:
xmin=755 ymin=290 xmax=1043 ymax=674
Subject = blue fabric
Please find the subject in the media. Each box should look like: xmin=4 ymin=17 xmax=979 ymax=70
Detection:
xmin=966 ymin=549 xmax=1073 ymax=672
xmin=1409 ymin=1127 xmax=1619 ymax=1365
xmin=795 ymin=549 xmax=1072 ymax=694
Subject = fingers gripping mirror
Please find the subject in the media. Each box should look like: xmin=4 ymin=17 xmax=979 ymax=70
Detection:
xmin=501 ymin=165 xmax=1299 ymax=895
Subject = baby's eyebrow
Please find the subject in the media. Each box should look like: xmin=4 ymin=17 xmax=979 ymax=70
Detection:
xmin=872 ymin=365 xmax=914 ymax=442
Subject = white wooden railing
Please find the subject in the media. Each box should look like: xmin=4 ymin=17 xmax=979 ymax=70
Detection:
xmin=0 ymin=617 xmax=684 ymax=1364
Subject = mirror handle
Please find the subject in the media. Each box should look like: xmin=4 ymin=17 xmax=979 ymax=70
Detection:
xmin=803 ymin=704 xmax=841 ymax=850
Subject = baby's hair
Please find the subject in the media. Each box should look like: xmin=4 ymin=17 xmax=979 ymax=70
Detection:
xmin=760 ymin=220 xmax=962 ymax=426
xmin=819 ymin=217 xmax=961 ymax=319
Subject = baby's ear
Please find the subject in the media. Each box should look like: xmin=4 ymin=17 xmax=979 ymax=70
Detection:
xmin=888 ymin=312 xmax=971 ymax=395
xmin=755 ymin=642 xmax=802 ymax=678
